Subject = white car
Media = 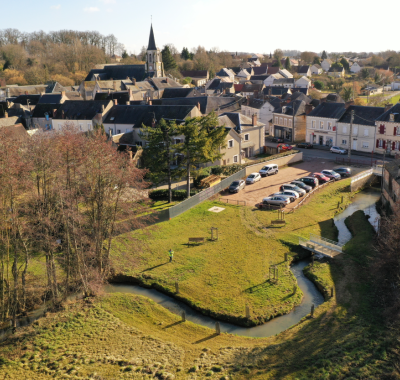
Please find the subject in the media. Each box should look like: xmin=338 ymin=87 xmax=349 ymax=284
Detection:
xmin=274 ymin=190 xmax=300 ymax=202
xmin=246 ymin=172 xmax=261 ymax=184
xmin=261 ymin=196 xmax=290 ymax=207
xmin=330 ymin=146 xmax=347 ymax=154
xmin=259 ymin=164 xmax=279 ymax=177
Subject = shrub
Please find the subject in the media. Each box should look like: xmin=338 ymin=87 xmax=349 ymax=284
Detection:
xmin=314 ymin=80 xmax=324 ymax=90
xmin=193 ymin=174 xmax=209 ymax=188
xmin=148 ymin=189 xmax=199 ymax=201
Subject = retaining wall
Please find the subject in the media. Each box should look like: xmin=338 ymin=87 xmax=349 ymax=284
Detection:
xmin=350 ymin=169 xmax=375 ymax=192
xmin=245 ymin=152 xmax=303 ymax=176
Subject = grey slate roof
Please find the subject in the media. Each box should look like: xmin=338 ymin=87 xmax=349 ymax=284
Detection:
xmin=161 ymin=88 xmax=197 ymax=98
xmin=147 ymin=24 xmax=157 ymax=50
xmin=274 ymin=99 xmax=306 ymax=116
xmin=37 ymin=94 xmax=63 ymax=104
xmin=328 ymin=66 xmax=344 ymax=73
xmin=250 ymin=75 xmax=269 ymax=82
xmin=103 ymin=105 xmax=196 ymax=125
xmin=374 ymin=103 xmax=400 ymax=123
xmin=218 ymin=112 xmax=264 ymax=134
xmin=12 ymin=94 xmax=41 ymax=105
xmin=150 ymin=77 xmax=181 ymax=90
xmin=246 ymin=98 xmax=265 ymax=109
xmin=290 ymin=92 xmax=311 ymax=103
xmin=273 ymin=78 xmax=295 ymax=85
xmin=338 ymin=105 xmax=385 ymax=126
xmin=54 ymin=100 xmax=111 ymax=120
xmin=262 ymin=86 xmax=291 ymax=96
xmin=297 ymin=65 xmax=310 ymax=74
xmin=307 ymin=102 xmax=346 ymax=119
xmin=94 ymin=91 xmax=130 ymax=104
xmin=180 ymin=70 xmax=208 ymax=78
xmin=326 ymin=93 xmax=345 ymax=103
xmin=160 ymin=96 xmax=240 ymax=114
xmin=242 ymin=83 xmax=264 ymax=93
xmin=32 ymin=104 xmax=62 ymax=118
xmin=252 ymin=67 xmax=268 ymax=75
xmin=84 ymin=64 xmax=147 ymax=81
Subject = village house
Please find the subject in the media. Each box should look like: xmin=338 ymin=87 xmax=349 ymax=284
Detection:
xmin=52 ymin=100 xmax=113 ymax=132
xmin=180 ymin=70 xmax=209 ymax=87
xmin=382 ymin=159 xmax=400 ymax=212
xmin=350 ymin=62 xmax=362 ymax=73
xmin=321 ymin=59 xmax=332 ymax=72
xmin=311 ymin=64 xmax=323 ymax=75
xmin=31 ymin=104 xmax=63 ymax=130
xmin=295 ymin=76 xmax=312 ymax=89
xmin=263 ymin=73 xmax=283 ymax=86
xmin=375 ymin=103 xmax=400 ymax=156
xmin=336 ymin=105 xmax=385 ymax=152
xmin=241 ymin=83 xmax=264 ymax=96
xmin=306 ymin=102 xmax=346 ymax=147
xmin=297 ymin=65 xmax=311 ymax=77
xmin=328 ymin=66 xmax=345 ymax=78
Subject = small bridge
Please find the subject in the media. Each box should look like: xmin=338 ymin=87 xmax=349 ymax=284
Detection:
xmin=299 ymin=234 xmax=344 ymax=258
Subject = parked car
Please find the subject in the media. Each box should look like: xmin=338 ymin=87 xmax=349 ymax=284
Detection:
xmin=229 ymin=180 xmax=245 ymax=193
xmin=279 ymin=183 xmax=306 ymax=196
xmin=330 ymin=146 xmax=347 ymax=154
xmin=271 ymin=137 xmax=284 ymax=143
xmin=334 ymin=167 xmax=352 ymax=178
xmin=274 ymin=190 xmax=299 ymax=202
xmin=321 ymin=169 xmax=341 ymax=181
xmin=291 ymin=180 xmax=312 ymax=193
xmin=246 ymin=172 xmax=261 ymax=184
xmin=312 ymin=172 xmax=330 ymax=184
xmin=259 ymin=164 xmax=279 ymax=177
xmin=296 ymin=177 xmax=319 ymax=188
xmin=277 ymin=143 xmax=293 ymax=151
xmin=261 ymin=196 xmax=290 ymax=207
xmin=297 ymin=142 xmax=313 ymax=149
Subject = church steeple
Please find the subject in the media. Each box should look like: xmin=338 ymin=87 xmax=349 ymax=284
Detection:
xmin=145 ymin=23 xmax=164 ymax=78
xmin=148 ymin=24 xmax=157 ymax=51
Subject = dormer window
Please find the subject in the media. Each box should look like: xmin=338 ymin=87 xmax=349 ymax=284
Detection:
xmin=390 ymin=114 xmax=395 ymax=122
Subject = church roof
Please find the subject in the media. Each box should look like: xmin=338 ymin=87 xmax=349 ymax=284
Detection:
xmin=148 ymin=24 xmax=157 ymax=50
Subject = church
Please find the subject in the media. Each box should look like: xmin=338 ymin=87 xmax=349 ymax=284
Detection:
xmin=145 ymin=24 xmax=164 ymax=78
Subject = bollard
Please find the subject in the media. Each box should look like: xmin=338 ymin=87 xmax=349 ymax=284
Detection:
xmin=311 ymin=304 xmax=315 ymax=318
xmin=215 ymin=322 xmax=221 ymax=335
xmin=276 ymin=268 xmax=279 ymax=281
xmin=341 ymin=196 xmax=344 ymax=204
xmin=337 ymin=201 xmax=340 ymax=209
xmin=245 ymin=305 xmax=250 ymax=319
xmin=285 ymin=253 xmax=288 ymax=262
xmin=175 ymin=281 xmax=179 ymax=294
xmin=181 ymin=311 xmax=186 ymax=322
xmin=331 ymin=287 xmax=334 ymax=298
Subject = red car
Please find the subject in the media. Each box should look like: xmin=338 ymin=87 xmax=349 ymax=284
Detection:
xmin=312 ymin=172 xmax=330 ymax=184
xmin=277 ymin=143 xmax=293 ymax=151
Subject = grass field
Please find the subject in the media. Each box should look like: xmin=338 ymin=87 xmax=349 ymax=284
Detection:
xmin=110 ymin=179 xmax=352 ymax=325
xmin=0 ymin=209 xmax=396 ymax=379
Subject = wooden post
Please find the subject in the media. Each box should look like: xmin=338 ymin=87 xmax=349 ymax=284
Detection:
xmin=245 ymin=305 xmax=250 ymax=319
xmin=311 ymin=304 xmax=315 ymax=318
xmin=181 ymin=311 xmax=186 ymax=322
xmin=341 ymin=196 xmax=344 ymax=203
xmin=276 ymin=268 xmax=279 ymax=282
xmin=285 ymin=253 xmax=288 ymax=262
xmin=337 ymin=201 xmax=340 ymax=209
xmin=215 ymin=322 xmax=220 ymax=335
xmin=175 ymin=281 xmax=179 ymax=294
xmin=331 ymin=287 xmax=334 ymax=298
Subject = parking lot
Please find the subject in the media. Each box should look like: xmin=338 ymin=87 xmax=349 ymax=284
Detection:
xmin=220 ymin=161 xmax=365 ymax=209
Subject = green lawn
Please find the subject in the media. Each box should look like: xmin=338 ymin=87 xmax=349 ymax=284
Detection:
xmin=388 ymin=93 xmax=400 ymax=104
xmin=110 ymin=179 xmax=352 ymax=325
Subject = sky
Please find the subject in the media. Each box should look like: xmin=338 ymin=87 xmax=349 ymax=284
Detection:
xmin=2 ymin=0 xmax=398 ymax=55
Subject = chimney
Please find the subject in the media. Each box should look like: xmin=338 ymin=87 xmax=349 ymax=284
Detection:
xmin=62 ymin=110 xmax=65 ymax=119
xmin=113 ymin=81 xmax=117 ymax=91
xmin=61 ymin=91 xmax=66 ymax=98
xmin=252 ymin=114 xmax=257 ymax=126
xmin=286 ymin=98 xmax=291 ymax=104
xmin=4 ymin=111 xmax=8 ymax=118
xmin=280 ymin=101 xmax=286 ymax=108
xmin=148 ymin=100 xmax=152 ymax=105
xmin=345 ymin=100 xmax=354 ymax=109
xmin=126 ymin=101 xmax=130 ymax=105
xmin=113 ymin=99 xmax=118 ymax=106
xmin=151 ymin=118 xmax=156 ymax=128
xmin=94 ymin=113 xmax=102 ymax=125
xmin=131 ymin=77 xmax=136 ymax=85
xmin=52 ymin=109 xmax=57 ymax=118
xmin=384 ymin=103 xmax=392 ymax=113
xmin=305 ymin=104 xmax=314 ymax=115
xmin=197 ymin=102 xmax=201 ymax=111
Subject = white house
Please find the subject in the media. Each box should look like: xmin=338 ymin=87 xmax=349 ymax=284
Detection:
xmin=263 ymin=73 xmax=283 ymax=86
xmin=321 ymin=59 xmax=332 ymax=72
xmin=295 ymin=76 xmax=312 ymax=89
xmin=237 ymin=69 xmax=251 ymax=79
xmin=306 ymin=102 xmax=345 ymax=146
xmin=336 ymin=106 xmax=385 ymax=152
xmin=311 ymin=64 xmax=323 ymax=75
xmin=241 ymin=97 xmax=279 ymax=135
xmin=391 ymin=81 xmax=400 ymax=91
xmin=278 ymin=69 xmax=293 ymax=78
xmin=350 ymin=62 xmax=362 ymax=74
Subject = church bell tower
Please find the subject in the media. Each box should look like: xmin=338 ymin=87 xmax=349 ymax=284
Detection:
xmin=145 ymin=24 xmax=164 ymax=78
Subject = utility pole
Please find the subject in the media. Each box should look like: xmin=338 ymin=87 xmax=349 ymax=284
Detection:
xmin=348 ymin=109 xmax=355 ymax=158
xmin=381 ymin=150 xmax=386 ymax=194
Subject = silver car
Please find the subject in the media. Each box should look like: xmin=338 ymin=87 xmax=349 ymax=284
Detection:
xmin=330 ymin=146 xmax=347 ymax=154
xmin=273 ymin=190 xmax=300 ymax=202
xmin=280 ymin=183 xmax=306 ymax=196
xmin=262 ymin=196 xmax=290 ymax=207
xmin=321 ymin=169 xmax=341 ymax=181
xmin=259 ymin=164 xmax=279 ymax=177
xmin=246 ymin=172 xmax=261 ymax=184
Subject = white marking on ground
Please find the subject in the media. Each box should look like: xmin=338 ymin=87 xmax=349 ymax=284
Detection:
xmin=208 ymin=206 xmax=225 ymax=213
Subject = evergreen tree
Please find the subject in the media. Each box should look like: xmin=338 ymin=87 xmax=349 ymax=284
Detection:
xmin=176 ymin=113 xmax=227 ymax=198
xmin=162 ymin=45 xmax=177 ymax=71
xmin=340 ymin=57 xmax=350 ymax=72
xmin=122 ymin=51 xmax=128 ymax=59
xmin=285 ymin=57 xmax=292 ymax=71
xmin=140 ymin=119 xmax=180 ymax=203
xmin=321 ymin=50 xmax=328 ymax=59
xmin=181 ymin=47 xmax=190 ymax=60
xmin=313 ymin=56 xmax=321 ymax=65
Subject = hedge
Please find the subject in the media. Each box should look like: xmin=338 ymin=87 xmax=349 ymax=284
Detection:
xmin=149 ymin=189 xmax=200 ymax=201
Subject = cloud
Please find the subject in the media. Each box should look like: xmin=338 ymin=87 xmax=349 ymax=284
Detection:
xmin=50 ymin=4 xmax=61 ymax=9
xmin=84 ymin=6 xmax=100 ymax=12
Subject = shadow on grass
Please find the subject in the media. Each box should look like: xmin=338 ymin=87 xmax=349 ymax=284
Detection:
xmin=192 ymin=333 xmax=220 ymax=344
xmin=162 ymin=321 xmax=184 ymax=329
xmin=278 ymin=240 xmax=311 ymax=260
xmin=244 ymin=280 xmax=272 ymax=293
xmin=140 ymin=262 xmax=169 ymax=272
xmin=318 ymin=218 xmax=338 ymax=241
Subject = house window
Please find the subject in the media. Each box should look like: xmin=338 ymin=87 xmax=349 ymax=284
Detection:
xmin=79 ymin=123 xmax=83 ymax=131
xmin=88 ymin=123 xmax=92 ymax=130
xmin=228 ymin=139 xmax=233 ymax=148
xmin=364 ymin=128 xmax=369 ymax=136
xmin=327 ymin=122 xmax=332 ymax=130
xmin=279 ymin=117 xmax=283 ymax=125
xmin=312 ymin=120 xmax=316 ymax=129
xmin=341 ymin=139 xmax=347 ymax=145
xmin=353 ymin=126 xmax=358 ymax=135
xmin=284 ymin=118 xmax=287 ymax=126
xmin=343 ymin=126 xmax=347 ymax=133
xmin=289 ymin=119 xmax=292 ymax=127
xmin=275 ymin=116 xmax=278 ymax=123
xmin=378 ymin=139 xmax=383 ymax=148
xmin=362 ymin=141 xmax=369 ymax=149
xmin=58 ymin=124 xmax=62 ymax=130
xmin=117 ymin=129 xmax=121 ymax=134
xmin=109 ymin=128 xmax=113 ymax=135
xmin=244 ymin=134 xmax=249 ymax=141
xmin=233 ymin=155 xmax=238 ymax=163
xmin=319 ymin=121 xmax=324 ymax=129
xmin=135 ymin=141 xmax=143 ymax=146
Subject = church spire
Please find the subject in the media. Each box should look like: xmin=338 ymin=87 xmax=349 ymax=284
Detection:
xmin=148 ymin=24 xmax=157 ymax=51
